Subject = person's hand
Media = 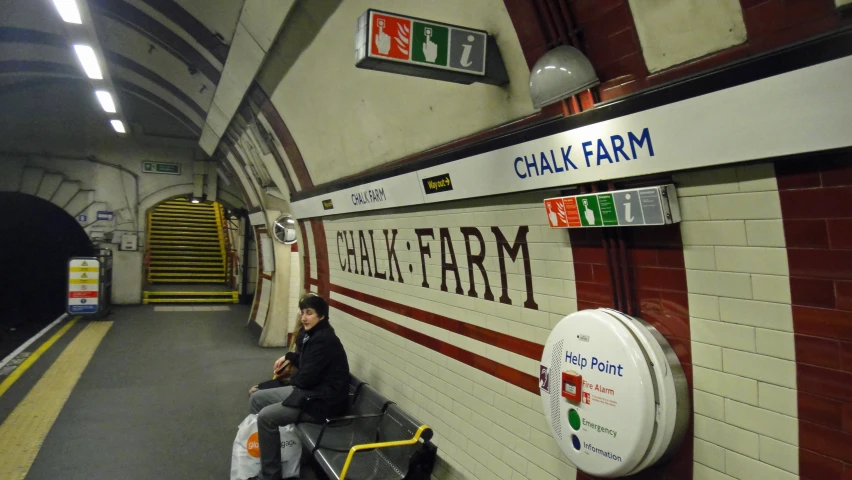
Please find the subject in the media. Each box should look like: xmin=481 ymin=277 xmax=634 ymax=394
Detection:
xmin=273 ymin=355 xmax=287 ymax=372
xmin=275 ymin=359 xmax=291 ymax=375
xmin=423 ymin=34 xmax=438 ymax=62
xmin=249 ymin=385 xmax=259 ymax=396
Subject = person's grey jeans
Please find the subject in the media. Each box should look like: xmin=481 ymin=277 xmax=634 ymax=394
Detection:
xmin=249 ymin=386 xmax=316 ymax=480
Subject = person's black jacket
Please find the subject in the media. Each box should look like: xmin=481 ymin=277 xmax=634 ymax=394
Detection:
xmin=283 ymin=319 xmax=349 ymax=419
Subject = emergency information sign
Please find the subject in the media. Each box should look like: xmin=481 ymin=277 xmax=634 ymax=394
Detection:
xmin=68 ymin=258 xmax=100 ymax=314
xmin=355 ymin=9 xmax=508 ymax=86
xmin=544 ymin=185 xmax=680 ymax=229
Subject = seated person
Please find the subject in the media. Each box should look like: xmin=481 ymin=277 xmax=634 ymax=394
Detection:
xmin=248 ymin=294 xmax=350 ymax=480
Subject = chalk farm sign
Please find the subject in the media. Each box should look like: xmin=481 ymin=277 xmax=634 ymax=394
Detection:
xmin=335 ymin=225 xmax=540 ymax=310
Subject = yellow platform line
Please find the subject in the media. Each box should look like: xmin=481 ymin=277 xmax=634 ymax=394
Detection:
xmin=0 ymin=317 xmax=79 ymax=399
xmin=0 ymin=321 xmax=112 ymax=480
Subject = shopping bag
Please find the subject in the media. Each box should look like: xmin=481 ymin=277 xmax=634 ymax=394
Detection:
xmin=230 ymin=414 xmax=261 ymax=480
xmin=230 ymin=415 xmax=303 ymax=480
xmin=280 ymin=424 xmax=302 ymax=478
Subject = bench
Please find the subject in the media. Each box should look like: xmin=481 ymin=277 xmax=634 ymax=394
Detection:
xmin=296 ymin=375 xmax=437 ymax=480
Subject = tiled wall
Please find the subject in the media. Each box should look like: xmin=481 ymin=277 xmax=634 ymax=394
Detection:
xmin=298 ymin=159 xmax=852 ymax=479
xmin=675 ymin=164 xmax=800 ymax=480
xmin=776 ymin=153 xmax=852 ymax=480
xmin=318 ymin=193 xmax=580 ymax=480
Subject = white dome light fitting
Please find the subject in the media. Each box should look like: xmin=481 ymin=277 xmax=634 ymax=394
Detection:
xmin=529 ymin=45 xmax=599 ymax=110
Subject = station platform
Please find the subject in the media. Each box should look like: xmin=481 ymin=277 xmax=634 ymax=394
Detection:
xmin=0 ymin=306 xmax=312 ymax=480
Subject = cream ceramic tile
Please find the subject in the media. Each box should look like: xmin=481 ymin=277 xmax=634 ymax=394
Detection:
xmin=751 ymin=275 xmax=792 ymax=304
xmin=725 ymin=450 xmax=797 ymax=480
xmin=694 ymin=414 xmax=759 ymax=459
xmin=673 ymin=167 xmax=740 ymax=196
xmin=679 ymin=196 xmax=711 ymax=221
xmin=724 ymin=398 xmax=798 ymax=444
xmin=708 ymin=192 xmax=782 ymax=220
xmin=759 ymin=435 xmax=798 ymax=474
xmin=684 ymin=246 xmax=717 ymax=270
xmin=694 ymin=462 xmax=736 ymax=480
xmin=692 ymin=341 xmax=724 ymax=370
xmin=690 ymin=294 xmax=721 ymax=320
xmin=714 ymin=246 xmax=789 ymax=276
xmin=686 ymin=270 xmax=753 ymax=299
xmin=694 ymin=390 xmax=726 ymax=421
xmin=681 ymin=221 xmax=748 ymax=246
xmin=745 ymin=220 xmax=786 ymax=247
xmin=694 ymin=438 xmax=727 ymax=472
xmin=691 ymin=317 xmax=756 ymax=352
xmin=718 ymin=298 xmax=793 ymax=331
xmin=755 ymin=329 xmax=795 ymax=361
xmin=736 ymin=163 xmax=778 ymax=192
xmin=694 ymin=366 xmax=758 ymax=405
xmin=757 ymin=383 xmax=797 ymax=417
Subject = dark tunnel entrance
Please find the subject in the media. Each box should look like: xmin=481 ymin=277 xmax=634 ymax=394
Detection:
xmin=0 ymin=192 xmax=94 ymax=358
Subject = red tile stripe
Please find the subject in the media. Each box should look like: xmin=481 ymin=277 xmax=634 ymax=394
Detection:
xmin=330 ymin=283 xmax=544 ymax=360
xmin=298 ymin=221 xmax=313 ymax=287
xmin=329 ymin=297 xmax=540 ymax=394
xmin=309 ymin=220 xmax=330 ymax=298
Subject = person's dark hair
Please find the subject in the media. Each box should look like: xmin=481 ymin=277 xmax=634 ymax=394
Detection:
xmin=299 ymin=294 xmax=329 ymax=320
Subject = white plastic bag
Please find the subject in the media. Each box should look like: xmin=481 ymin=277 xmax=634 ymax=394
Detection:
xmin=230 ymin=415 xmax=303 ymax=480
xmin=230 ymin=414 xmax=261 ymax=480
xmin=280 ymin=424 xmax=302 ymax=478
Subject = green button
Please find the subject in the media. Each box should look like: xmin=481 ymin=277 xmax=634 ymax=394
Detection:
xmin=568 ymin=409 xmax=581 ymax=430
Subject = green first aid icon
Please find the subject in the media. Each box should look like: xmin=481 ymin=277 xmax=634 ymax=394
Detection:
xmin=412 ymin=22 xmax=448 ymax=66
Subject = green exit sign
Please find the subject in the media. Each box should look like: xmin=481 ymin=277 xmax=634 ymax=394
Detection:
xmin=355 ymin=9 xmax=508 ymax=86
xmin=141 ymin=161 xmax=181 ymax=175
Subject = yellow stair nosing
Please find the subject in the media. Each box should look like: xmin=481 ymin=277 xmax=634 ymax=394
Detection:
xmin=144 ymin=291 xmax=237 ymax=295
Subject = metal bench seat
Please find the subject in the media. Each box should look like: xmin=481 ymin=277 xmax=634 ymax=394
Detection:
xmin=296 ymin=382 xmax=436 ymax=480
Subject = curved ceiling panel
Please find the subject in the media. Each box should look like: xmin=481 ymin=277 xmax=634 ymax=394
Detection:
xmin=0 ymin=0 xmax=65 ymax=35
xmin=95 ymin=15 xmax=214 ymax=111
xmin=115 ymin=81 xmax=200 ymax=136
xmin=173 ymin=0 xmax=245 ymax=45
xmin=111 ymin=66 xmax=204 ymax=127
xmin=89 ymin=0 xmax=221 ymax=83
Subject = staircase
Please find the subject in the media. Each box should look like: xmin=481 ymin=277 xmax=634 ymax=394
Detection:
xmin=144 ymin=199 xmax=238 ymax=304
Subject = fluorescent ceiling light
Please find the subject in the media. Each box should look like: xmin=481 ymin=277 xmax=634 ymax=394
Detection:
xmin=95 ymin=90 xmax=116 ymax=113
xmin=110 ymin=120 xmax=126 ymax=133
xmin=73 ymin=45 xmax=102 ymax=79
xmin=53 ymin=0 xmax=82 ymax=24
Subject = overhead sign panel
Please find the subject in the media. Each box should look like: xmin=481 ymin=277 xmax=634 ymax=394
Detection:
xmin=68 ymin=258 xmax=100 ymax=315
xmin=355 ymin=9 xmax=507 ymax=86
xmin=142 ymin=161 xmax=181 ymax=175
xmin=544 ymin=185 xmax=679 ymax=229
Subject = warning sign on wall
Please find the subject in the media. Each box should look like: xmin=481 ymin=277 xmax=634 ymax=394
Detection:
xmin=68 ymin=258 xmax=100 ymax=315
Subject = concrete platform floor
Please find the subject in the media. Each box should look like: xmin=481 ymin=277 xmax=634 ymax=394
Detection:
xmin=0 ymin=306 xmax=320 ymax=479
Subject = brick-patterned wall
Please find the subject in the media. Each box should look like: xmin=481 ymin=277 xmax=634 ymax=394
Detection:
xmin=776 ymin=152 xmax=852 ymax=480
xmin=316 ymin=193 xmax=581 ymax=480
xmin=677 ymin=164 xmax=800 ymax=479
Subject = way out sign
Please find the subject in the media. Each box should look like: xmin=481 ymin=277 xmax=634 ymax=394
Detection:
xmin=68 ymin=258 xmax=100 ymax=315
xmin=544 ymin=185 xmax=681 ymax=229
xmin=355 ymin=9 xmax=508 ymax=86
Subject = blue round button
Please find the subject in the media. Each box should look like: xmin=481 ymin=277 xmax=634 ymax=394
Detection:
xmin=571 ymin=434 xmax=581 ymax=451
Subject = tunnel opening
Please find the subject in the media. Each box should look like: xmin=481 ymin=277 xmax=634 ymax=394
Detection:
xmin=0 ymin=192 xmax=94 ymax=358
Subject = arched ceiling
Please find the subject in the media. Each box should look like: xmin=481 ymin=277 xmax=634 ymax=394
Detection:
xmin=0 ymin=0 xmax=244 ymax=143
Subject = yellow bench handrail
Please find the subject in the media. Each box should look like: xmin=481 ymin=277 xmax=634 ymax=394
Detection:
xmin=339 ymin=424 xmax=430 ymax=480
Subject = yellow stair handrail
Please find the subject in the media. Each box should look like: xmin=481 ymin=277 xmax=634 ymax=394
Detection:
xmin=339 ymin=424 xmax=430 ymax=480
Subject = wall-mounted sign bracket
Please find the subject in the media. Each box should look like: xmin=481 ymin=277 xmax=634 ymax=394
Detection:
xmin=355 ymin=9 xmax=509 ymax=86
